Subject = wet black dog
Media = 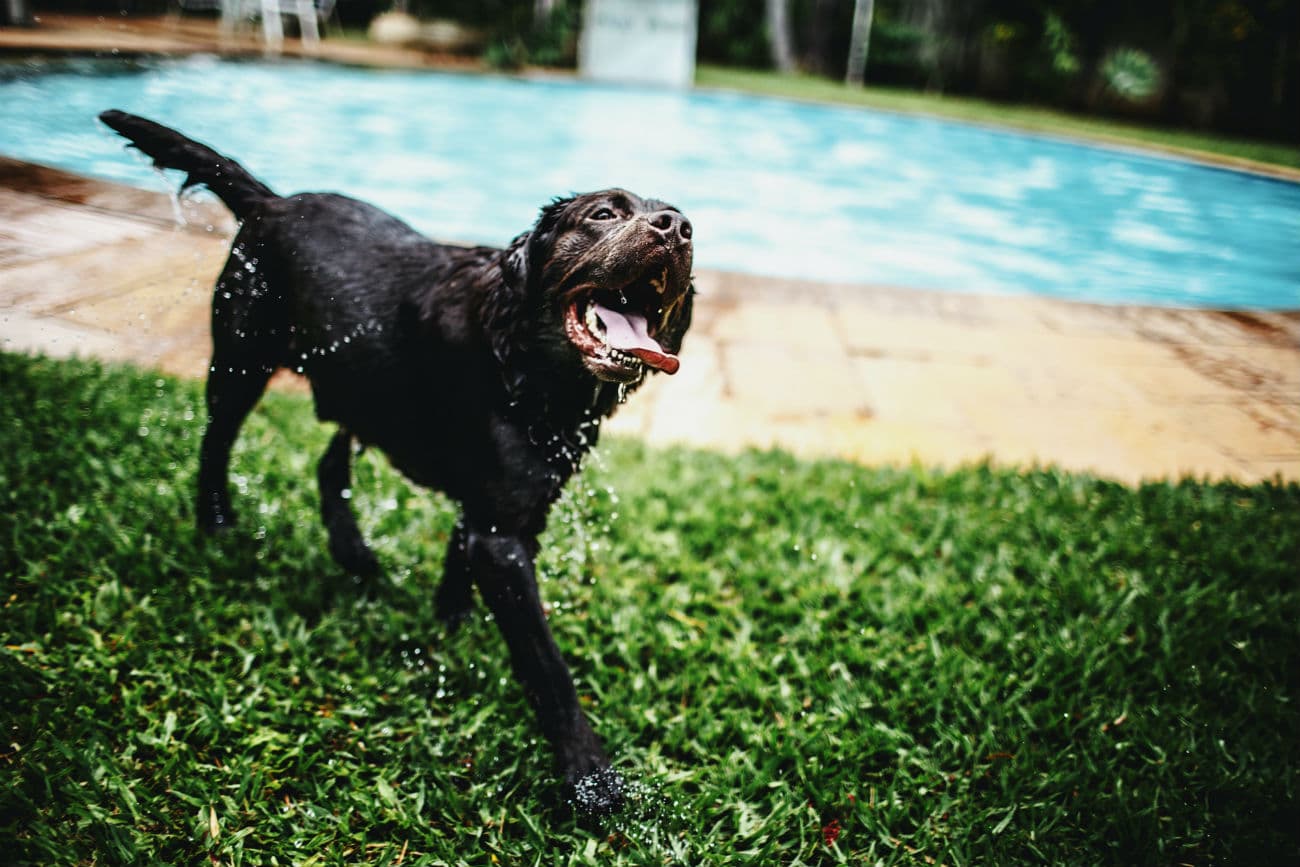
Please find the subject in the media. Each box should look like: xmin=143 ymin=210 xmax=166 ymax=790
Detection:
xmin=99 ymin=110 xmax=694 ymax=813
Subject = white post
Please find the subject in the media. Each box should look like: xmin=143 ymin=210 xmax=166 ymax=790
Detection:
xmin=580 ymin=0 xmax=698 ymax=88
xmin=295 ymin=0 xmax=320 ymax=48
xmin=5 ymin=0 xmax=29 ymax=26
xmin=766 ymin=0 xmax=796 ymax=73
xmin=219 ymin=0 xmax=236 ymax=36
xmin=845 ymin=0 xmax=875 ymax=86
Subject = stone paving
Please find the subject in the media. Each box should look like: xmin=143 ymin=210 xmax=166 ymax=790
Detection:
xmin=0 ymin=13 xmax=486 ymax=70
xmin=2 ymin=158 xmax=1297 ymax=484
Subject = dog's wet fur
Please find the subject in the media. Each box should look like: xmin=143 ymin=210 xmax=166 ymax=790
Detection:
xmin=99 ymin=110 xmax=695 ymax=813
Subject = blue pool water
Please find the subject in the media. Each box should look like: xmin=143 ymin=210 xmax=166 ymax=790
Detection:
xmin=2 ymin=56 xmax=1298 ymax=309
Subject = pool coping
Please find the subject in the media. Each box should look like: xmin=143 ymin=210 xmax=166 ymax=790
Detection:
xmin=2 ymin=156 xmax=1297 ymax=485
xmin=3 ymin=13 xmax=1299 ymax=185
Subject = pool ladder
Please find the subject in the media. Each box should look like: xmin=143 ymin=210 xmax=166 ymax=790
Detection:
xmin=217 ymin=0 xmax=334 ymax=53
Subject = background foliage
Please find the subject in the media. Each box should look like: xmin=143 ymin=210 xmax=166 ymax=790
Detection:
xmin=19 ymin=0 xmax=1298 ymax=140
xmin=696 ymin=0 xmax=1299 ymax=141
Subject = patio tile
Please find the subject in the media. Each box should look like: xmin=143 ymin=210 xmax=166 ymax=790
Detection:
xmin=0 ymin=307 xmax=135 ymax=361
xmin=57 ymin=251 xmax=219 ymax=334
xmin=1107 ymin=360 xmax=1246 ymax=405
xmin=834 ymin=306 xmax=1008 ymax=362
xmin=853 ymin=356 xmax=987 ymax=427
xmin=709 ymin=300 xmax=842 ymax=350
xmin=987 ymin=407 xmax=1238 ymax=483
xmin=1237 ymin=458 xmax=1300 ymax=484
xmin=1158 ymin=343 xmax=1300 ymax=396
xmin=722 ymin=339 xmax=869 ymax=417
xmin=0 ymin=191 xmax=170 ymax=267
xmin=1132 ymin=307 xmax=1300 ymax=348
xmin=16 ymin=235 xmax=223 ymax=315
xmin=1175 ymin=405 xmax=1300 ymax=461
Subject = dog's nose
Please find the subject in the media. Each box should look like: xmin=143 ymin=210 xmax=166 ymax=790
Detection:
xmin=648 ymin=210 xmax=692 ymax=243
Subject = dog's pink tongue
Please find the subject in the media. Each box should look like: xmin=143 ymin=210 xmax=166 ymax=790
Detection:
xmin=593 ymin=303 xmax=680 ymax=374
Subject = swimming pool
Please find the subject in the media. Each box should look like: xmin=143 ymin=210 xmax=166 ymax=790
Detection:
xmin=2 ymin=56 xmax=1298 ymax=309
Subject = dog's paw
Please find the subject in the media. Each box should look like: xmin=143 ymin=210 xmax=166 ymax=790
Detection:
xmin=197 ymin=489 xmax=237 ymax=534
xmin=434 ymin=580 xmax=474 ymax=633
xmin=568 ymin=766 xmax=626 ymax=816
xmin=328 ymin=536 xmax=381 ymax=579
xmin=561 ymin=737 xmax=624 ymax=815
xmin=197 ymin=508 xmax=235 ymax=534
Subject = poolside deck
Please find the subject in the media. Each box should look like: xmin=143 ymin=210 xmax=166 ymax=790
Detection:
xmin=0 ymin=13 xmax=485 ymax=70
xmin=3 ymin=157 xmax=1297 ymax=484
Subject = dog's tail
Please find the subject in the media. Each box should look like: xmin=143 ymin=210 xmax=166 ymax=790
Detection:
xmin=98 ymin=109 xmax=278 ymax=220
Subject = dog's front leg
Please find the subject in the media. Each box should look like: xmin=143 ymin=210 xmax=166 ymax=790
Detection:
xmin=463 ymin=522 xmax=623 ymax=813
xmin=434 ymin=519 xmax=474 ymax=629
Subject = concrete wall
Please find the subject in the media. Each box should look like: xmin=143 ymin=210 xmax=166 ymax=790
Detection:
xmin=579 ymin=0 xmax=698 ymax=88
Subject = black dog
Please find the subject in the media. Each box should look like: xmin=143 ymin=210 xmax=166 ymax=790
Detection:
xmin=99 ymin=110 xmax=694 ymax=812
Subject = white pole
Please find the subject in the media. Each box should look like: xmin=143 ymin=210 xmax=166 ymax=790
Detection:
xmin=845 ymin=0 xmax=875 ymax=86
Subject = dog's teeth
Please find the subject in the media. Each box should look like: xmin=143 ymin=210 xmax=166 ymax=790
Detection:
xmin=587 ymin=305 xmax=611 ymax=345
xmin=607 ymin=348 xmax=642 ymax=368
xmin=584 ymin=304 xmax=607 ymax=343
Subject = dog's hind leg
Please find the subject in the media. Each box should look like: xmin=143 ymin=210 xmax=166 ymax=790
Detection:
xmin=317 ymin=428 xmax=380 ymax=577
xmin=196 ymin=235 xmax=282 ymax=532
xmin=197 ymin=361 xmax=272 ymax=532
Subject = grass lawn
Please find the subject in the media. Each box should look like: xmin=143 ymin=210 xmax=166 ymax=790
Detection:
xmin=2 ymin=352 xmax=1297 ymax=865
xmin=694 ymin=65 xmax=1300 ymax=173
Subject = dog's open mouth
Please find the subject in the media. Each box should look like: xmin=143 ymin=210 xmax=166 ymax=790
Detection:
xmin=563 ymin=272 xmax=681 ymax=382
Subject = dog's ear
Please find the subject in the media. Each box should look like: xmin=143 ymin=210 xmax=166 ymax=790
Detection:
xmin=483 ymin=197 xmax=575 ymax=393
xmin=483 ymin=230 xmax=533 ymax=393
xmin=536 ymin=196 xmax=572 ymax=234
xmin=495 ymin=196 xmax=570 ymax=296
xmin=525 ymin=196 xmax=572 ymax=279
xmin=501 ymin=229 xmax=531 ymax=292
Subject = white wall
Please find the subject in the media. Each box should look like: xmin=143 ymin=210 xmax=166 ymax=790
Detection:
xmin=579 ymin=0 xmax=698 ymax=88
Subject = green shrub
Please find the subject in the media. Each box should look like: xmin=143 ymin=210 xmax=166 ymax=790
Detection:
xmin=1101 ymin=46 xmax=1163 ymax=103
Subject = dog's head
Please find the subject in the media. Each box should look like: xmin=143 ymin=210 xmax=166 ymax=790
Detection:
xmin=490 ymin=189 xmax=694 ymax=386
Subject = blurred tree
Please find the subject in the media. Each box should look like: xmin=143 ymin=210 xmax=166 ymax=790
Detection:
xmin=886 ymin=0 xmax=1297 ymax=139
xmin=805 ymin=0 xmax=841 ymax=75
xmin=901 ymin=0 xmax=985 ymax=91
xmin=844 ymin=0 xmax=874 ymax=85
xmin=767 ymin=0 xmax=797 ymax=72
xmin=698 ymin=0 xmax=771 ymax=67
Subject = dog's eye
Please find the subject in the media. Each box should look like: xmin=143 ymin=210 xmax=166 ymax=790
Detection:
xmin=589 ymin=208 xmax=617 ymax=221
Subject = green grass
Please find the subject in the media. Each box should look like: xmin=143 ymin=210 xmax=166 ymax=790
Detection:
xmin=695 ymin=65 xmax=1300 ymax=172
xmin=2 ymin=352 xmax=1298 ymax=865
